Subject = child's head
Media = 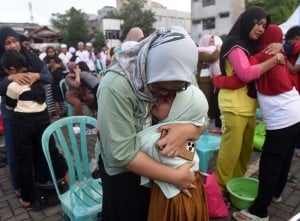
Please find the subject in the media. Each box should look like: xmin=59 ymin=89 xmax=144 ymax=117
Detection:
xmin=257 ymin=24 xmax=283 ymax=52
xmin=46 ymin=46 xmax=57 ymax=58
xmin=150 ymin=94 xmax=176 ymax=120
xmin=159 ymin=85 xmax=209 ymax=128
xmin=1 ymin=50 xmax=28 ymax=75
xmin=285 ymin=25 xmax=300 ymax=44
xmin=77 ymin=61 xmax=90 ymax=72
xmin=95 ymin=50 xmax=101 ymax=59
xmin=48 ymin=57 xmax=62 ymax=70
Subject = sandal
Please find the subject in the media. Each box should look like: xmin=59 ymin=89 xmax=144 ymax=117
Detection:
xmin=19 ymin=198 xmax=31 ymax=208
xmin=232 ymin=209 xmax=269 ymax=221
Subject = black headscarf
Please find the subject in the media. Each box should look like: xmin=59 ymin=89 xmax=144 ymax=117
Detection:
xmin=220 ymin=6 xmax=270 ymax=75
xmin=0 ymin=26 xmax=43 ymax=78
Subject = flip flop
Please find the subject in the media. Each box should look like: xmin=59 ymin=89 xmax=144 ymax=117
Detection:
xmin=232 ymin=209 xmax=269 ymax=221
xmin=19 ymin=199 xmax=31 ymax=208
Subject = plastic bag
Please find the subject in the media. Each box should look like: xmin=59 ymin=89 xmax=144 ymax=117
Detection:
xmin=253 ymin=122 xmax=266 ymax=152
xmin=201 ymin=172 xmax=228 ymax=218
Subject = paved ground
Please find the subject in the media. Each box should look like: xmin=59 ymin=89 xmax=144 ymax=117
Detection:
xmin=0 ymin=126 xmax=299 ymax=220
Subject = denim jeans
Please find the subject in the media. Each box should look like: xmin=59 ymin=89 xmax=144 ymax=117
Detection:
xmin=3 ymin=118 xmax=20 ymax=190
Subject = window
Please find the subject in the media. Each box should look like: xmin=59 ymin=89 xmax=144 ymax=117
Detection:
xmin=219 ymin=12 xmax=230 ymax=18
xmin=203 ymin=17 xmax=215 ymax=30
xmin=105 ymin=30 xmax=120 ymax=39
xmin=202 ymin=0 xmax=215 ymax=7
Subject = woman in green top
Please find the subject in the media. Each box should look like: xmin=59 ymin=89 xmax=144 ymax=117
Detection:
xmin=97 ymin=26 xmax=204 ymax=221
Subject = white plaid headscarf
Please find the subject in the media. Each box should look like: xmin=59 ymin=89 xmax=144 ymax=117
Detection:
xmin=107 ymin=26 xmax=198 ymax=101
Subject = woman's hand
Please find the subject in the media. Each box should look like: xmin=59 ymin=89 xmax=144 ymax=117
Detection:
xmin=263 ymin=43 xmax=282 ymax=55
xmin=275 ymin=53 xmax=285 ymax=65
xmin=8 ymin=73 xmax=32 ymax=85
xmin=175 ymin=161 xmax=196 ymax=197
xmin=27 ymin=72 xmax=40 ymax=84
xmin=157 ymin=124 xmax=202 ymax=157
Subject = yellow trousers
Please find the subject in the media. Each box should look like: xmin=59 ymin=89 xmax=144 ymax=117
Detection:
xmin=216 ymin=111 xmax=256 ymax=191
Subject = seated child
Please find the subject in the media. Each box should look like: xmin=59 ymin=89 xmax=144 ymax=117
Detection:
xmin=65 ymin=62 xmax=98 ymax=115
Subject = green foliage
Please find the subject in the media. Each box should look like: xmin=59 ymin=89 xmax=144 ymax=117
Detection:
xmin=50 ymin=7 xmax=92 ymax=47
xmin=111 ymin=0 xmax=156 ymax=41
xmin=246 ymin=0 xmax=298 ymax=24
xmin=91 ymin=29 xmax=106 ymax=52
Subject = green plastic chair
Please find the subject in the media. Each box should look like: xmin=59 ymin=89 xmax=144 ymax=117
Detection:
xmin=59 ymin=79 xmax=73 ymax=117
xmin=41 ymin=116 xmax=102 ymax=221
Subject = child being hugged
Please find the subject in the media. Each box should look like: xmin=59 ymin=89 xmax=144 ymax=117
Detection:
xmin=138 ymin=85 xmax=209 ymax=221
xmin=1 ymin=50 xmax=68 ymax=208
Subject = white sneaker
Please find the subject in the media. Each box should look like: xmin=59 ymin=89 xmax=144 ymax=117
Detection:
xmin=272 ymin=196 xmax=282 ymax=203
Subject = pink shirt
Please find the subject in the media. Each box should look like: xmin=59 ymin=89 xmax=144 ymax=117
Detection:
xmin=228 ymin=47 xmax=260 ymax=82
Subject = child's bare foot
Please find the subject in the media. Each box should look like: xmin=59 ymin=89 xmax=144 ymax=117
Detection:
xmin=64 ymin=171 xmax=70 ymax=185
xmin=19 ymin=198 xmax=31 ymax=208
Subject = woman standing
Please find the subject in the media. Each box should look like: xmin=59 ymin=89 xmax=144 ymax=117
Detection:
xmin=97 ymin=26 xmax=207 ymax=221
xmin=0 ymin=26 xmax=68 ymax=208
xmin=215 ymin=6 xmax=281 ymax=193
xmin=0 ymin=27 xmax=53 ymax=197
xmin=232 ymin=24 xmax=300 ymax=221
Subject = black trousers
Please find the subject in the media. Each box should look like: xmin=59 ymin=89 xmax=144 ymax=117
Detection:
xmin=12 ymin=111 xmax=67 ymax=202
xmin=99 ymin=155 xmax=150 ymax=221
xmin=249 ymin=122 xmax=300 ymax=217
xmin=213 ymin=88 xmax=221 ymax=128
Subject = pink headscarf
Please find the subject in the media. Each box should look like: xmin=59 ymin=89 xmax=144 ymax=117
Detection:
xmin=198 ymin=34 xmax=213 ymax=47
xmin=124 ymin=27 xmax=144 ymax=42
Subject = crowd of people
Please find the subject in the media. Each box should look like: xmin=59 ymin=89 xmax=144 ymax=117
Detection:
xmin=0 ymin=5 xmax=299 ymax=221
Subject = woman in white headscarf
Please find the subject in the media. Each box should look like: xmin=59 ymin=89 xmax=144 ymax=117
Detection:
xmin=97 ymin=26 xmax=205 ymax=221
xmin=198 ymin=34 xmax=223 ymax=134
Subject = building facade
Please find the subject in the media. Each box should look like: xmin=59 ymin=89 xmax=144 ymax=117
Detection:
xmin=191 ymin=0 xmax=245 ymax=43
xmin=144 ymin=1 xmax=191 ymax=34
xmin=115 ymin=0 xmax=191 ymax=33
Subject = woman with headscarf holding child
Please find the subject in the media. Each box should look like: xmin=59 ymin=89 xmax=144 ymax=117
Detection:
xmin=97 ymin=26 xmax=208 ymax=221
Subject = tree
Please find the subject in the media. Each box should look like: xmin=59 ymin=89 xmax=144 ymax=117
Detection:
xmin=91 ymin=29 xmax=106 ymax=52
xmin=111 ymin=0 xmax=156 ymax=40
xmin=246 ymin=0 xmax=298 ymax=25
xmin=50 ymin=7 xmax=105 ymax=48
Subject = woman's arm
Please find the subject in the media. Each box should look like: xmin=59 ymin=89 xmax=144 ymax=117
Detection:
xmin=287 ymin=54 xmax=300 ymax=74
xmin=198 ymin=50 xmax=219 ymax=62
xmin=156 ymin=124 xmax=203 ymax=157
xmin=213 ymin=74 xmax=246 ymax=89
xmin=35 ymin=65 xmax=53 ymax=84
xmin=126 ymin=151 xmax=196 ymax=190
xmin=98 ymin=76 xmax=196 ymax=190
xmin=0 ymin=75 xmax=10 ymax=96
xmin=262 ymin=42 xmax=282 ymax=55
xmin=228 ymin=48 xmax=283 ymax=82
